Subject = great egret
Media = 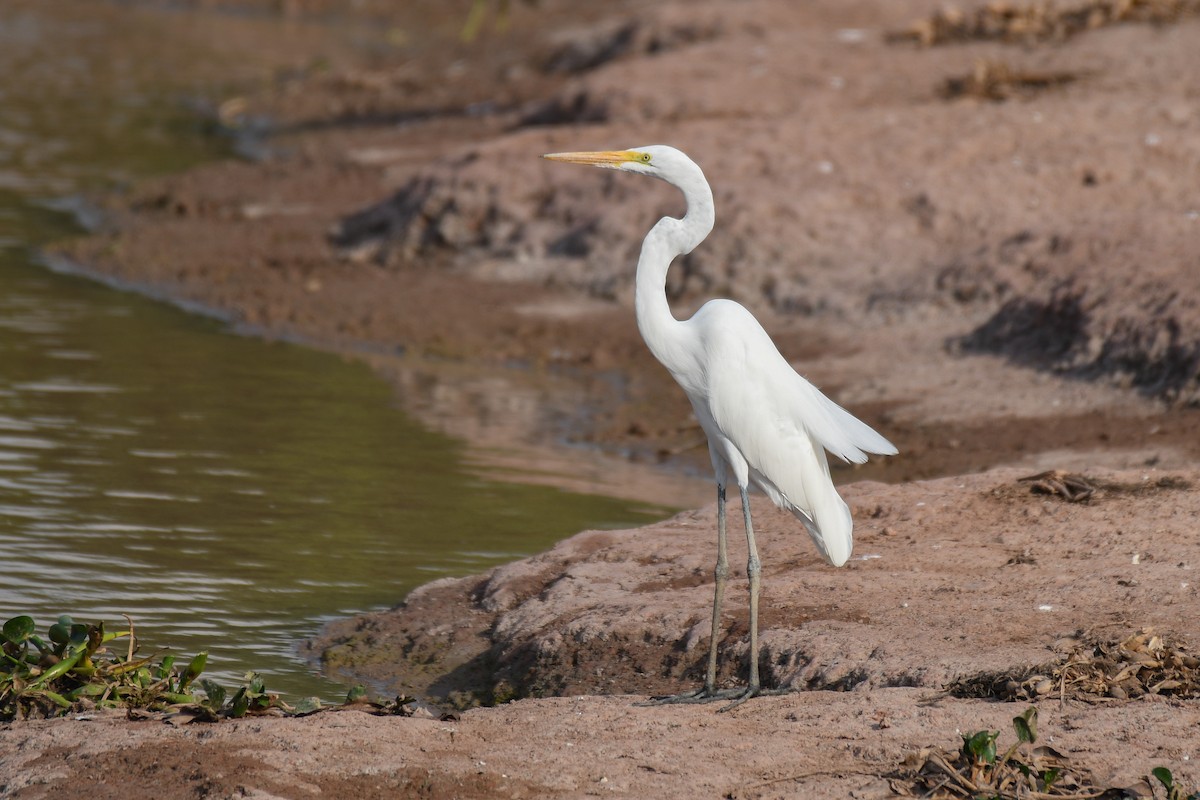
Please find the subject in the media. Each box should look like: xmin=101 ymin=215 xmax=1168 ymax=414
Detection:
xmin=544 ymin=146 xmax=897 ymax=708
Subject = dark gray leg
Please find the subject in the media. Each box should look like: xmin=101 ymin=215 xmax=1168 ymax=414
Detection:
xmin=636 ymin=483 xmax=743 ymax=706
xmin=717 ymin=487 xmax=763 ymax=711
xmin=703 ymin=484 xmax=730 ymax=692
xmin=743 ymin=486 xmax=762 ymax=693
xmin=638 ymin=486 xmax=781 ymax=710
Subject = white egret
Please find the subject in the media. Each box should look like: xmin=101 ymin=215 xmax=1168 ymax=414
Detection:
xmin=544 ymin=146 xmax=898 ymax=708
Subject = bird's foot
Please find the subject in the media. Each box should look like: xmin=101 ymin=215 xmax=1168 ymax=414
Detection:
xmin=635 ymin=686 xmax=745 ymax=707
xmin=636 ymin=685 xmax=777 ymax=711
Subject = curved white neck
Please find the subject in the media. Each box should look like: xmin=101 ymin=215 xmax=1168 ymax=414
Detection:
xmin=634 ymin=169 xmax=715 ymax=373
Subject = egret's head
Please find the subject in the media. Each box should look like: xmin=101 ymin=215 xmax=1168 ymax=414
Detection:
xmin=542 ymin=145 xmax=686 ymax=181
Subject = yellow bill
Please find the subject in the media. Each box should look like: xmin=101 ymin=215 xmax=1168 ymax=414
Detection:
xmin=542 ymin=150 xmax=644 ymax=168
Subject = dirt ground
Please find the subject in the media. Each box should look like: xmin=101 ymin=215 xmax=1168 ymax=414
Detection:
xmin=6 ymin=467 xmax=1200 ymax=797
xmin=5 ymin=0 xmax=1200 ymax=797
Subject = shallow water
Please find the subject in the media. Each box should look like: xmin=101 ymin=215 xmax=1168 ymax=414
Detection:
xmin=0 ymin=1 xmax=666 ymax=700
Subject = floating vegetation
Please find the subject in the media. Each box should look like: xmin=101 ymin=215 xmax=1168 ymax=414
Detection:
xmin=1 ymin=614 xmax=420 ymax=722
xmin=1 ymin=614 xmax=191 ymax=720
xmin=948 ymin=629 xmax=1200 ymax=702
xmin=941 ymin=59 xmax=1082 ymax=101
xmin=889 ymin=0 xmax=1200 ymax=47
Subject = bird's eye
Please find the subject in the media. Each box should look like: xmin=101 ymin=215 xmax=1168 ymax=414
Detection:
xmin=640 ymin=153 xmax=652 ymax=163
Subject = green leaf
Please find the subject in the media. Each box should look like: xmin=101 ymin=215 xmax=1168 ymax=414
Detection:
xmin=1152 ymin=767 xmax=1175 ymax=789
xmin=292 ymin=697 xmax=321 ymax=714
xmin=1013 ymin=706 xmax=1038 ymax=744
xmin=180 ymin=651 xmax=207 ymax=690
xmin=31 ymin=643 xmax=87 ymax=686
xmin=134 ymin=666 xmax=153 ymax=687
xmin=100 ymin=628 xmax=130 ymax=644
xmin=2 ymin=615 xmax=35 ymax=644
xmin=199 ymin=679 xmax=225 ymax=709
xmin=48 ymin=622 xmax=71 ymax=646
xmin=67 ymin=624 xmax=89 ymax=648
xmin=161 ymin=692 xmax=198 ymax=705
xmin=1041 ymin=767 xmax=1061 ymax=790
xmin=157 ymin=655 xmax=176 ymax=680
xmin=36 ymin=689 xmax=72 ymax=709
xmin=66 ymin=682 xmax=109 ymax=700
xmin=962 ymin=730 xmax=998 ymax=764
xmin=229 ymin=688 xmax=249 ymax=718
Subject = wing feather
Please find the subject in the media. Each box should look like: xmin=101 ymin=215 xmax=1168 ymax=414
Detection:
xmin=785 ymin=372 xmax=898 ymax=464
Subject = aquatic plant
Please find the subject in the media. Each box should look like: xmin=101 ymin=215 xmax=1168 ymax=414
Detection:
xmin=1 ymin=613 xmax=198 ymax=719
xmin=1 ymin=613 xmax=422 ymax=723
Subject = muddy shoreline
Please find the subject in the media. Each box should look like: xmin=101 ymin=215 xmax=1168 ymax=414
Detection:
xmin=56 ymin=1 xmax=1200 ymax=491
xmin=5 ymin=0 xmax=1200 ymax=797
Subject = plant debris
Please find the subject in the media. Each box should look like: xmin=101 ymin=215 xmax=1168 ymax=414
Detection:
xmin=892 ymin=706 xmax=1199 ymax=798
xmin=948 ymin=629 xmax=1200 ymax=702
xmin=1002 ymin=471 xmax=1192 ymax=504
xmin=888 ymin=0 xmax=1200 ymax=47
xmin=941 ymin=59 xmax=1082 ymax=101
xmin=890 ymin=707 xmax=1126 ymax=798
xmin=1019 ymin=470 xmax=1098 ymax=502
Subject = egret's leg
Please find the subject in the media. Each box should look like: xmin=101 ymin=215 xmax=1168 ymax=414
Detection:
xmin=703 ymin=483 xmax=730 ymax=693
xmin=713 ymin=488 xmax=764 ymax=712
xmin=743 ymin=487 xmax=762 ymax=693
xmin=638 ymin=486 xmax=781 ymax=710
xmin=636 ymin=483 xmax=743 ymax=706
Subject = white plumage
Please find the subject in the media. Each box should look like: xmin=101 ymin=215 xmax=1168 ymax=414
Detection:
xmin=544 ymin=144 xmax=896 ymax=707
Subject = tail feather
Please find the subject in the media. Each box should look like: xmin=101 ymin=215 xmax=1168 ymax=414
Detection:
xmin=790 ymin=446 xmax=854 ymax=567
xmin=752 ymin=437 xmax=854 ymax=567
xmin=790 ymin=374 xmax=898 ymax=464
xmin=791 ymin=502 xmax=853 ymax=568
